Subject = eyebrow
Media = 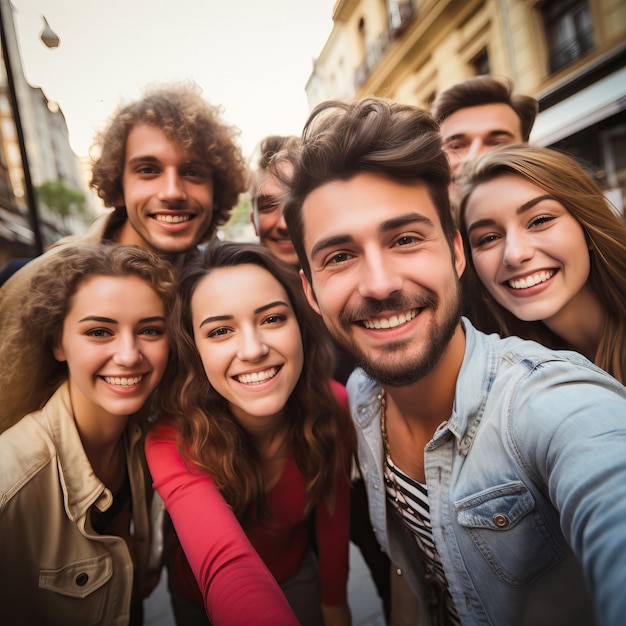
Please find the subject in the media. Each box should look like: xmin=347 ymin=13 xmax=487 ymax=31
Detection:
xmin=443 ymin=129 xmax=516 ymax=144
xmin=198 ymin=300 xmax=290 ymax=329
xmin=78 ymin=315 xmax=166 ymax=324
xmin=127 ymin=155 xmax=205 ymax=169
xmin=310 ymin=212 xmax=434 ymax=259
xmin=466 ymin=194 xmax=557 ymax=235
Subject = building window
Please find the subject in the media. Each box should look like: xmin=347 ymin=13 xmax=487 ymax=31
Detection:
xmin=388 ymin=0 xmax=415 ymax=38
xmin=472 ymin=48 xmax=490 ymax=76
xmin=541 ymin=0 xmax=594 ymax=73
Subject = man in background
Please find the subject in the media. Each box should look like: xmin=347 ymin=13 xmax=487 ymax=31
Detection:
xmin=431 ymin=75 xmax=538 ymax=211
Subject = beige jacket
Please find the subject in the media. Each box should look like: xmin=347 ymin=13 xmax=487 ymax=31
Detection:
xmin=0 ymin=212 xmax=114 ymax=432
xmin=0 ymin=382 xmax=163 ymax=625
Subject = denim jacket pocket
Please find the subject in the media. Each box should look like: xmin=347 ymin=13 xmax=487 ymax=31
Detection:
xmin=455 ymin=482 xmax=562 ymax=585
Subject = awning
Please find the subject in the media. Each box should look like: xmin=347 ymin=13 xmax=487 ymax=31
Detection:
xmin=530 ymin=66 xmax=626 ymax=146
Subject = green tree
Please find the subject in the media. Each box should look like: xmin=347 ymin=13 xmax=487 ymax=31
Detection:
xmin=36 ymin=180 xmax=87 ymax=228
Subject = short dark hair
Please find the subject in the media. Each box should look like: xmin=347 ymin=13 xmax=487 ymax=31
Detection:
xmin=283 ymin=96 xmax=454 ymax=280
xmin=431 ymin=76 xmax=538 ymax=142
xmin=90 ymin=81 xmax=248 ymax=241
xmin=249 ymin=134 xmax=299 ymax=199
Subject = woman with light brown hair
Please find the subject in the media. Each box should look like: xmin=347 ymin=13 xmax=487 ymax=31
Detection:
xmin=459 ymin=145 xmax=626 ymax=383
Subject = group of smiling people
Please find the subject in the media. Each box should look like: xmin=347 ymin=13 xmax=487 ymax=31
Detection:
xmin=0 ymin=77 xmax=625 ymax=626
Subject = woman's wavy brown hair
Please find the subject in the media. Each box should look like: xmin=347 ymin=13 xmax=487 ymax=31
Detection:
xmin=164 ymin=239 xmax=355 ymax=522
xmin=458 ymin=145 xmax=626 ymax=383
xmin=90 ymin=81 xmax=248 ymax=240
xmin=1 ymin=244 xmax=177 ymax=432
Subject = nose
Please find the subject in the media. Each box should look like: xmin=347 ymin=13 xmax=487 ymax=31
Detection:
xmin=358 ymin=249 xmax=403 ymax=301
xmin=275 ymin=209 xmax=289 ymax=234
xmin=158 ymin=169 xmax=187 ymax=204
xmin=237 ymin=326 xmax=269 ymax=362
xmin=502 ymin=231 xmax=534 ymax=267
xmin=112 ymin=333 xmax=143 ymax=367
xmin=462 ymin=139 xmax=484 ymax=164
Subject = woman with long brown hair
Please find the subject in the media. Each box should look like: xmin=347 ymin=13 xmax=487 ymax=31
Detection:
xmin=146 ymin=240 xmax=354 ymax=626
xmin=459 ymin=145 xmax=626 ymax=383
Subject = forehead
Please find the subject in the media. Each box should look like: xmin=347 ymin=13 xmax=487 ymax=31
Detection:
xmin=301 ymin=173 xmax=442 ymax=253
xmin=441 ymin=103 xmax=522 ymax=140
xmin=192 ymin=264 xmax=289 ymax=310
xmin=69 ymin=275 xmax=162 ymax=314
xmin=465 ymin=173 xmax=551 ymax=217
xmin=255 ymin=170 xmax=284 ymax=198
xmin=125 ymin=122 xmax=189 ymax=161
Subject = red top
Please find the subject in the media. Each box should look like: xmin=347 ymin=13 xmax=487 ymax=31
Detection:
xmin=145 ymin=380 xmax=350 ymax=622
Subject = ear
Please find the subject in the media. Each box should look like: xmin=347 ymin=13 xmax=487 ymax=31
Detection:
xmin=453 ymin=230 xmax=466 ymax=279
xmin=250 ymin=209 xmax=259 ymax=236
xmin=299 ymin=269 xmax=321 ymax=315
xmin=52 ymin=342 xmax=67 ymax=363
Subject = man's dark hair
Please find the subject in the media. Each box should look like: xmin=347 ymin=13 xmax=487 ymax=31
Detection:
xmin=282 ymin=97 xmax=454 ymax=281
xmin=431 ymin=75 xmax=538 ymax=142
xmin=90 ymin=81 xmax=248 ymax=241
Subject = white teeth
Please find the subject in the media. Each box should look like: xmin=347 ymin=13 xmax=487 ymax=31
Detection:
xmin=236 ymin=367 xmax=278 ymax=385
xmin=155 ymin=214 xmax=191 ymax=223
xmin=508 ymin=271 xmax=554 ymax=290
xmin=104 ymin=376 xmax=142 ymax=386
xmin=362 ymin=309 xmax=417 ymax=330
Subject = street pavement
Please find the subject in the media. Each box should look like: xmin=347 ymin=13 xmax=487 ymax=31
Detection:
xmin=144 ymin=542 xmax=386 ymax=625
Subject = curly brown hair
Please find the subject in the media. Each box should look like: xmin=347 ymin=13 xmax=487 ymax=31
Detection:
xmin=1 ymin=244 xmax=177 ymax=431
xmin=164 ymin=239 xmax=354 ymax=521
xmin=90 ymin=82 xmax=248 ymax=240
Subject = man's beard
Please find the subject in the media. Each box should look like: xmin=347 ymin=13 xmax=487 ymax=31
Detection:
xmin=326 ymin=281 xmax=463 ymax=387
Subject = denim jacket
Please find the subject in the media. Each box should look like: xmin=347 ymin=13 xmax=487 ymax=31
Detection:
xmin=347 ymin=318 xmax=626 ymax=626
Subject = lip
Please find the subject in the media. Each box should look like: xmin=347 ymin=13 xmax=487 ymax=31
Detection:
xmin=151 ymin=212 xmax=196 ymax=230
xmin=356 ymin=309 xmax=424 ymax=342
xmin=271 ymin=237 xmax=295 ymax=250
xmin=500 ymin=269 xmax=557 ymax=296
xmin=100 ymin=373 xmax=148 ymax=393
xmin=232 ymin=365 xmax=282 ymax=387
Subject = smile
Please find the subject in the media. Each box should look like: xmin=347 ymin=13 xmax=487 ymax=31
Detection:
xmin=507 ymin=270 xmax=554 ymax=290
xmin=155 ymin=214 xmax=191 ymax=223
xmin=103 ymin=375 xmax=143 ymax=386
xmin=235 ymin=367 xmax=279 ymax=385
xmin=362 ymin=309 xmax=418 ymax=330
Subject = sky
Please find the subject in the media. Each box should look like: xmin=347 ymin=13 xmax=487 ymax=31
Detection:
xmin=11 ymin=0 xmax=336 ymax=160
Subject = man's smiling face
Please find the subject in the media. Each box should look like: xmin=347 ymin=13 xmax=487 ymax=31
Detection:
xmin=299 ymin=172 xmax=465 ymax=386
xmin=119 ymin=122 xmax=214 ymax=254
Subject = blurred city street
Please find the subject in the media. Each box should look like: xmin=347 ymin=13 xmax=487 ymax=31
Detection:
xmin=145 ymin=542 xmax=386 ymax=626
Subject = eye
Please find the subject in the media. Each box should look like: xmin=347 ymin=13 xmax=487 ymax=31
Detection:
xmin=444 ymin=141 xmax=466 ymax=152
xmin=325 ymin=251 xmax=352 ymax=266
xmin=472 ymin=233 xmax=500 ymax=248
xmin=394 ymin=234 xmax=420 ymax=247
xmin=529 ymin=214 xmax=554 ymax=228
xmin=262 ymin=313 xmax=287 ymax=326
xmin=257 ymin=201 xmax=281 ymax=214
xmin=207 ymin=326 xmax=232 ymax=338
xmin=139 ymin=327 xmax=165 ymax=337
xmin=136 ymin=165 xmax=158 ymax=175
xmin=86 ymin=328 xmax=112 ymax=338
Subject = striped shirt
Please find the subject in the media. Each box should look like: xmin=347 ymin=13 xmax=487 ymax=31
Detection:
xmin=384 ymin=454 xmax=460 ymax=625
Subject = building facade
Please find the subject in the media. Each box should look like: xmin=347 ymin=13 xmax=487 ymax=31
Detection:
xmin=1 ymin=0 xmax=92 ymax=264
xmin=307 ymin=0 xmax=626 ymax=214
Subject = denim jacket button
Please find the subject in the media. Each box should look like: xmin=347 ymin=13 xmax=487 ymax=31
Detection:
xmin=493 ymin=513 xmax=510 ymax=528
